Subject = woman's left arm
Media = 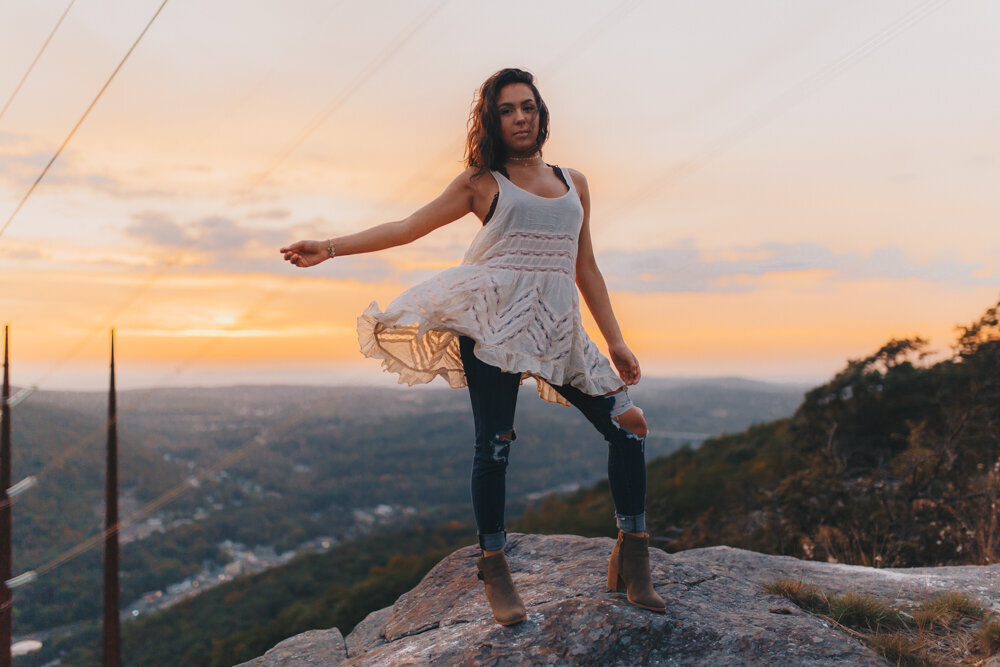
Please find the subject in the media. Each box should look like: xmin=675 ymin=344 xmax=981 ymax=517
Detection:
xmin=570 ymin=170 xmax=641 ymax=386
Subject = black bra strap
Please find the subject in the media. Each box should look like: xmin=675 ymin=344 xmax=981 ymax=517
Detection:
xmin=482 ymin=192 xmax=499 ymax=225
xmin=549 ymin=164 xmax=569 ymax=191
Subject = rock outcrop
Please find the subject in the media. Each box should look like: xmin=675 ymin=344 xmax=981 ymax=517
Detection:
xmin=240 ymin=533 xmax=1000 ymax=666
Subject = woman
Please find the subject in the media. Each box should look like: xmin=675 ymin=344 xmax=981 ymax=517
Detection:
xmin=280 ymin=68 xmax=664 ymax=626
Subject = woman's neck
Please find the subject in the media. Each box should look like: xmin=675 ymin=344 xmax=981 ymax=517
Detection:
xmin=505 ymin=152 xmax=543 ymax=168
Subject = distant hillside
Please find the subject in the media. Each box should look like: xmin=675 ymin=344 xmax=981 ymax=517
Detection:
xmin=520 ymin=298 xmax=1000 ymax=567
xmin=26 ymin=525 xmax=472 ymax=667
xmin=22 ymin=297 xmax=1000 ymax=665
xmin=9 ymin=375 xmax=802 ymax=648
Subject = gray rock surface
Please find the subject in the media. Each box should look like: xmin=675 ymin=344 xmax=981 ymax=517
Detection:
xmin=675 ymin=545 xmax=1000 ymax=615
xmin=237 ymin=627 xmax=346 ymax=666
xmin=242 ymin=534 xmax=1000 ymax=666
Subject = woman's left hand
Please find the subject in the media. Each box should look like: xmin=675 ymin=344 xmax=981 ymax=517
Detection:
xmin=280 ymin=240 xmax=328 ymax=268
xmin=609 ymin=341 xmax=641 ymax=386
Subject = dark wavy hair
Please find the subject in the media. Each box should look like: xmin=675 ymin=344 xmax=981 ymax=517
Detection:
xmin=465 ymin=68 xmax=549 ymax=175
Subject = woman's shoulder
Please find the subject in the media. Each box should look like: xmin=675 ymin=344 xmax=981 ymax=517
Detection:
xmin=562 ymin=167 xmax=589 ymax=197
xmin=441 ymin=167 xmax=492 ymax=193
xmin=456 ymin=166 xmax=500 ymax=194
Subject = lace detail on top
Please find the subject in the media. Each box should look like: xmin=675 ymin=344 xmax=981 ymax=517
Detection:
xmin=356 ymin=166 xmax=624 ymax=405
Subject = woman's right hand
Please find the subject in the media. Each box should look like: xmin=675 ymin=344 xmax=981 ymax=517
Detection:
xmin=280 ymin=240 xmax=329 ymax=268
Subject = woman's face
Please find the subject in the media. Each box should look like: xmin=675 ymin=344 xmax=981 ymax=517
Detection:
xmin=496 ymin=83 xmax=539 ymax=155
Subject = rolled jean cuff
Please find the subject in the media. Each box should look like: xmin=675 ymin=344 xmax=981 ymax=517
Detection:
xmin=616 ymin=512 xmax=645 ymax=533
xmin=478 ymin=530 xmax=506 ymax=551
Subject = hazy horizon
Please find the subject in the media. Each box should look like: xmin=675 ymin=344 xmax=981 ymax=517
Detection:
xmin=13 ymin=362 xmax=820 ymax=393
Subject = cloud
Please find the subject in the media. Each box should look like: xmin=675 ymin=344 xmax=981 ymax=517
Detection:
xmin=196 ymin=215 xmax=281 ymax=251
xmin=127 ymin=211 xmax=192 ymax=247
xmin=122 ymin=210 xmax=399 ymax=281
xmin=122 ymin=213 xmax=993 ymax=294
xmin=598 ymin=241 xmax=994 ymax=294
xmin=0 ymin=131 xmax=31 ymax=147
xmin=0 ymin=247 xmax=44 ymax=261
xmin=0 ymin=151 xmax=50 ymax=184
xmin=126 ymin=212 xmax=286 ymax=251
xmin=0 ymin=148 xmax=174 ymax=198
xmin=248 ymin=208 xmax=292 ymax=220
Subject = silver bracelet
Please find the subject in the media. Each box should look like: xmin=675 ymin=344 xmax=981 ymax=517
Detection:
xmin=326 ymin=239 xmax=336 ymax=259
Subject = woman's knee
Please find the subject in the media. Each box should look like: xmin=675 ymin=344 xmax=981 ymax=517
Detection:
xmin=613 ymin=406 xmax=647 ymax=439
xmin=473 ymin=430 xmax=516 ymax=472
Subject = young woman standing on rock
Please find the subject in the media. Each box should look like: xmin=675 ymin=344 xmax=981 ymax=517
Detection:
xmin=280 ymin=68 xmax=664 ymax=625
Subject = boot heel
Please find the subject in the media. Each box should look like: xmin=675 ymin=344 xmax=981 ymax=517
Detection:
xmin=607 ymin=563 xmax=625 ymax=592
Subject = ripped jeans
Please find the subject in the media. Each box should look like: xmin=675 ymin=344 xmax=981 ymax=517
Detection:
xmin=459 ymin=336 xmax=646 ymax=552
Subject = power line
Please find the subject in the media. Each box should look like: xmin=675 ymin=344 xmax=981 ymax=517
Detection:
xmin=18 ymin=383 xmax=341 ymax=581
xmin=0 ymin=0 xmax=170 ymax=241
xmin=541 ymin=0 xmax=644 ymax=78
xmin=8 ymin=0 xmax=633 ymax=486
xmin=236 ymin=0 xmax=450 ymax=198
xmin=0 ymin=0 xmax=741 ymax=592
xmin=2 ymin=2 xmax=461 ymax=499
xmin=11 ymin=0 xmax=915 ymax=464
xmin=620 ymin=0 xmax=953 ymax=216
xmin=14 ymin=282 xmax=294 ymax=486
xmin=0 ymin=0 xmax=961 ymax=590
xmin=20 ymin=1 xmax=450 ymax=390
xmin=1 ymin=2 xmax=638 ymax=581
xmin=18 ymin=0 xmax=647 ymax=396
xmin=0 ymin=0 xmax=78 ymax=123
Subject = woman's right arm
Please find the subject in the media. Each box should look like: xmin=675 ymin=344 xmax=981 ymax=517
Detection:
xmin=280 ymin=170 xmax=481 ymax=268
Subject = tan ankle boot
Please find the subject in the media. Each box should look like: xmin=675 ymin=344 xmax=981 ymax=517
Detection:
xmin=607 ymin=531 xmax=666 ymax=613
xmin=476 ymin=552 xmax=527 ymax=626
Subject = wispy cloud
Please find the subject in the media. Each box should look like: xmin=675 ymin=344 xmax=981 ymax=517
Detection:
xmin=0 ymin=247 xmax=44 ymax=261
xmin=247 ymin=208 xmax=292 ymax=220
xmin=598 ymin=241 xmax=994 ymax=294
xmin=123 ymin=210 xmax=400 ymax=282
xmin=110 ymin=212 xmax=1000 ymax=295
xmin=126 ymin=211 xmax=192 ymax=247
xmin=0 ymin=148 xmax=174 ymax=198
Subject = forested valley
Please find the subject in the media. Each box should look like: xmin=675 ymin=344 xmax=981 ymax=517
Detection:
xmin=11 ymin=369 xmax=802 ymax=664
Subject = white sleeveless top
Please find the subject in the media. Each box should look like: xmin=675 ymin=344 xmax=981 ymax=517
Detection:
xmin=356 ymin=167 xmax=624 ymax=405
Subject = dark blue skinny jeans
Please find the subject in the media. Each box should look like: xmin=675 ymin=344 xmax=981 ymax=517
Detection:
xmin=459 ymin=336 xmax=646 ymax=552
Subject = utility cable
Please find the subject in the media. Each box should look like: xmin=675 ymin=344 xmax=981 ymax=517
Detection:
xmin=236 ymin=0 xmax=450 ymax=199
xmin=0 ymin=0 xmax=171 ymax=240
xmin=541 ymin=0 xmax=644 ymax=78
xmin=5 ymin=1 xmax=459 ymax=498
xmin=19 ymin=0 xmax=449 ymax=390
xmin=0 ymin=0 xmax=78 ymax=123
xmin=0 ymin=0 xmax=774 ymax=589
xmin=13 ymin=383 xmax=344 ymax=582
xmin=620 ymin=0 xmax=953 ymax=216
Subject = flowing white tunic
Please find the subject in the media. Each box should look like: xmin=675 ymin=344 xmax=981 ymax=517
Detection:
xmin=356 ymin=167 xmax=624 ymax=405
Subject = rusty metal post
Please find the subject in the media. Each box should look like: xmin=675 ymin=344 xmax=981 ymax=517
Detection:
xmin=1 ymin=326 xmax=12 ymax=666
xmin=102 ymin=330 xmax=120 ymax=667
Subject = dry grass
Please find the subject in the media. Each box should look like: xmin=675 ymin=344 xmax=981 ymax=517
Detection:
xmin=865 ymin=632 xmax=934 ymax=667
xmin=761 ymin=579 xmax=827 ymax=613
xmin=913 ymin=591 xmax=987 ymax=631
xmin=829 ymin=591 xmax=909 ymax=631
xmin=765 ymin=578 xmax=999 ymax=666
xmin=977 ymin=618 xmax=1000 ymax=655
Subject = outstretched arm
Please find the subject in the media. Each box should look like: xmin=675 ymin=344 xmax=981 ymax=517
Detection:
xmin=281 ymin=170 xmax=479 ymax=267
xmin=570 ymin=170 xmax=641 ymax=386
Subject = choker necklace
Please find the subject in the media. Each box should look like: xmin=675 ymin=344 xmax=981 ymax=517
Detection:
xmin=506 ymin=153 xmax=542 ymax=164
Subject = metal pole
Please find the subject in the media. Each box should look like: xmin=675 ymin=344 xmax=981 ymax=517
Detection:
xmin=102 ymin=330 xmax=120 ymax=667
xmin=1 ymin=325 xmax=12 ymax=667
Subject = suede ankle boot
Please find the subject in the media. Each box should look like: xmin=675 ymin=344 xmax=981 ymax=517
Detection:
xmin=607 ymin=531 xmax=666 ymax=613
xmin=476 ymin=552 xmax=527 ymax=626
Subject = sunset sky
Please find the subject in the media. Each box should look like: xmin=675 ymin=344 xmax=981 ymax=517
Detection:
xmin=0 ymin=0 xmax=997 ymax=391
